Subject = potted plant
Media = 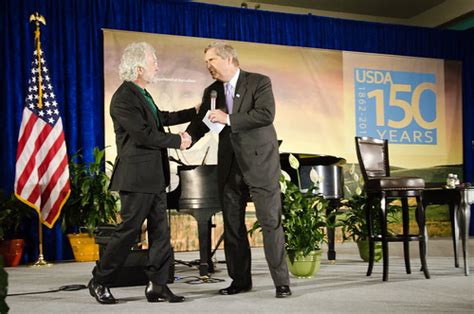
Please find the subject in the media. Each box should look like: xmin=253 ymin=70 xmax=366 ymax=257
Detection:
xmin=339 ymin=192 xmax=383 ymax=262
xmin=0 ymin=191 xmax=34 ymax=266
xmin=338 ymin=164 xmax=399 ymax=262
xmin=250 ymin=154 xmax=328 ymax=278
xmin=62 ymin=147 xmax=119 ymax=262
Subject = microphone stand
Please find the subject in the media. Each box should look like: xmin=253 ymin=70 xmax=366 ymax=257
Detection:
xmin=201 ymin=146 xmax=210 ymax=165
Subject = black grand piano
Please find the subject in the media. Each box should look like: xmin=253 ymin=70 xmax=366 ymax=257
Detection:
xmin=168 ymin=152 xmax=345 ymax=278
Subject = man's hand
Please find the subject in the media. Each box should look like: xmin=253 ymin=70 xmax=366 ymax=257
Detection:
xmin=208 ymin=109 xmax=228 ymax=124
xmin=179 ymin=132 xmax=192 ymax=150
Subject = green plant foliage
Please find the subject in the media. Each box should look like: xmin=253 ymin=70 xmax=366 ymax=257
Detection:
xmin=338 ymin=193 xmax=370 ymax=242
xmin=282 ymin=178 xmax=328 ymax=263
xmin=338 ymin=164 xmax=400 ymax=242
xmin=0 ymin=191 xmax=34 ymax=240
xmin=62 ymin=147 xmax=119 ymax=235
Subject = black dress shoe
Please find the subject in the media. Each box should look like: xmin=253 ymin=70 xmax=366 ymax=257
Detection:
xmin=145 ymin=281 xmax=185 ymax=303
xmin=275 ymin=285 xmax=292 ymax=298
xmin=88 ymin=278 xmax=117 ymax=304
xmin=218 ymin=284 xmax=252 ymax=295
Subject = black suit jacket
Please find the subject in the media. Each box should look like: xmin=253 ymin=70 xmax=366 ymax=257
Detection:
xmin=187 ymin=70 xmax=280 ymax=189
xmin=109 ymin=81 xmax=196 ymax=193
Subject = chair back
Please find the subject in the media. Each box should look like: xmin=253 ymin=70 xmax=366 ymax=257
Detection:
xmin=355 ymin=137 xmax=390 ymax=182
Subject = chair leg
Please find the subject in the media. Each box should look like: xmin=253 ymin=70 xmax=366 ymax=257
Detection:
xmin=416 ymin=195 xmax=430 ymax=279
xmin=366 ymin=196 xmax=374 ymax=277
xmin=402 ymin=198 xmax=411 ymax=274
xmin=380 ymin=195 xmax=389 ymax=281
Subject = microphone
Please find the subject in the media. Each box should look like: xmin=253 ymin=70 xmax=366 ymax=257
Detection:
xmin=210 ymin=90 xmax=217 ymax=111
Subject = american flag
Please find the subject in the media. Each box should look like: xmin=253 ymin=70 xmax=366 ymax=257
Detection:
xmin=14 ymin=45 xmax=70 ymax=228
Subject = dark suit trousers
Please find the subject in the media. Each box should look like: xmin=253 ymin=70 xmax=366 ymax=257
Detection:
xmin=93 ymin=190 xmax=172 ymax=286
xmin=222 ymin=159 xmax=290 ymax=288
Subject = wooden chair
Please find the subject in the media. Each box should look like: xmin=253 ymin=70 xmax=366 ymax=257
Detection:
xmin=355 ymin=136 xmax=430 ymax=281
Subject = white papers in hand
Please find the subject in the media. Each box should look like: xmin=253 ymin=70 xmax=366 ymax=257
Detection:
xmin=203 ymin=110 xmax=225 ymax=134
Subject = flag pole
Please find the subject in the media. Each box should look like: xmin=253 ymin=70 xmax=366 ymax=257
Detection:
xmin=29 ymin=12 xmax=51 ymax=268
xmin=32 ymin=215 xmax=50 ymax=267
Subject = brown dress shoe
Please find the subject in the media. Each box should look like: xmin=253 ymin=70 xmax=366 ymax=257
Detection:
xmin=88 ymin=278 xmax=117 ymax=304
xmin=145 ymin=281 xmax=185 ymax=303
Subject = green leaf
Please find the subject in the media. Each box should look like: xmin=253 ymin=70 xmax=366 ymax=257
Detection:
xmin=62 ymin=147 xmax=119 ymax=234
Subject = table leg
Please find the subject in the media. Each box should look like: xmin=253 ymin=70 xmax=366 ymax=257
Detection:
xmin=450 ymin=202 xmax=460 ymax=268
xmin=459 ymin=190 xmax=471 ymax=276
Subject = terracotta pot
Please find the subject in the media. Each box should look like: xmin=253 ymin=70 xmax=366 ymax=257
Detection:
xmin=0 ymin=239 xmax=25 ymax=267
xmin=67 ymin=233 xmax=99 ymax=262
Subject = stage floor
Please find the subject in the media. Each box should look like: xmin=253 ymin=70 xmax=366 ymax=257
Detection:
xmin=5 ymin=238 xmax=474 ymax=313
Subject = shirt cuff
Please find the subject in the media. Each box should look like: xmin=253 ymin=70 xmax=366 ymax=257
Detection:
xmin=227 ymin=114 xmax=231 ymax=126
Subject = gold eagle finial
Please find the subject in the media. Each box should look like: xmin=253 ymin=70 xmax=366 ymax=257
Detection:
xmin=29 ymin=12 xmax=46 ymax=25
xmin=29 ymin=12 xmax=47 ymax=109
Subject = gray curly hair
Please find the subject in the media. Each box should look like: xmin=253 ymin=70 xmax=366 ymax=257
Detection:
xmin=119 ymin=42 xmax=155 ymax=81
xmin=204 ymin=41 xmax=239 ymax=66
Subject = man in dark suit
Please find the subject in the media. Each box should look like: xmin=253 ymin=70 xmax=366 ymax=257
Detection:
xmin=88 ymin=42 xmax=196 ymax=304
xmin=186 ymin=41 xmax=291 ymax=298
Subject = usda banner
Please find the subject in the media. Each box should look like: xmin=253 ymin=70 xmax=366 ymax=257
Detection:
xmin=342 ymin=52 xmax=461 ymax=171
xmin=354 ymin=69 xmax=438 ymax=145
xmin=104 ymin=30 xmax=463 ymax=181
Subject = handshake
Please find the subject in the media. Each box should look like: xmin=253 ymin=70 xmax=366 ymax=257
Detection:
xmin=179 ymin=131 xmax=192 ymax=150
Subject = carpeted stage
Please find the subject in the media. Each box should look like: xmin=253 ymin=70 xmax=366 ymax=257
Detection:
xmin=5 ymin=238 xmax=474 ymax=313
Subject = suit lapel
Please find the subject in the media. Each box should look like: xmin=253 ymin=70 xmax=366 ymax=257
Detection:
xmin=126 ymin=82 xmax=161 ymax=129
xmin=233 ymin=70 xmax=247 ymax=114
xmin=216 ymin=83 xmax=227 ymax=112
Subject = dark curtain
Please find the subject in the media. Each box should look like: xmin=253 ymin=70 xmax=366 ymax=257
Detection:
xmin=1 ymin=0 xmax=473 ymax=262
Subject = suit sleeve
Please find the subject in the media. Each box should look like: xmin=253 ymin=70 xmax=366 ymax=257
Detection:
xmin=229 ymin=75 xmax=275 ymax=132
xmin=111 ymin=98 xmax=181 ymax=149
xmin=185 ymin=88 xmax=211 ymax=144
xmin=160 ymin=107 xmax=197 ymax=126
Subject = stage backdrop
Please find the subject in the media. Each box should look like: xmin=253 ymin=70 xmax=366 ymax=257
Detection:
xmin=104 ymin=29 xmax=463 ymax=188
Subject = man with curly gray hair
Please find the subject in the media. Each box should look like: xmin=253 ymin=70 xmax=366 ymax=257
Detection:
xmin=88 ymin=42 xmax=197 ymax=304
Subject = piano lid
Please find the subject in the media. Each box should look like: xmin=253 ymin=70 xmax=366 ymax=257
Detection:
xmin=280 ymin=153 xmax=345 ymax=199
xmin=280 ymin=153 xmax=346 ymax=166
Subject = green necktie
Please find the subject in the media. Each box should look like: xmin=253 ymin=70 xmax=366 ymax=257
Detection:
xmin=143 ymin=89 xmax=160 ymax=127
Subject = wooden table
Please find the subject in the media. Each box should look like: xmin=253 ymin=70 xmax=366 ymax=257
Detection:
xmin=423 ymin=184 xmax=473 ymax=275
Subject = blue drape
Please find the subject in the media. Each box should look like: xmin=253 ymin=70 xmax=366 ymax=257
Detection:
xmin=1 ymin=0 xmax=473 ymax=262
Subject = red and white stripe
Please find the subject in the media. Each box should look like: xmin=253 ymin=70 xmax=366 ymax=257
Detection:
xmin=15 ymin=107 xmax=70 ymax=228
